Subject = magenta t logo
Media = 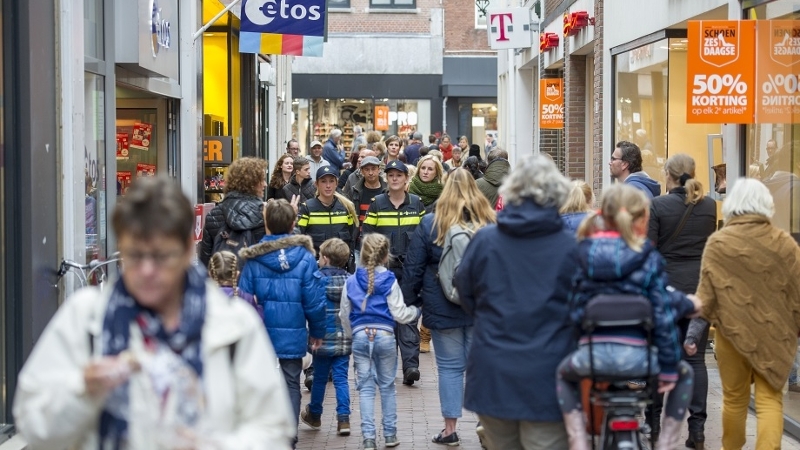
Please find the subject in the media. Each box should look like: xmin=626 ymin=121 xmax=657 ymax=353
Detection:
xmin=490 ymin=13 xmax=513 ymax=41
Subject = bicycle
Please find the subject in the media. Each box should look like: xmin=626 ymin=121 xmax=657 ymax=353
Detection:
xmin=582 ymin=294 xmax=657 ymax=450
xmin=56 ymin=251 xmax=122 ymax=290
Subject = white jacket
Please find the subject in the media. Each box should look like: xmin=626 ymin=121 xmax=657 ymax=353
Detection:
xmin=13 ymin=281 xmax=294 ymax=450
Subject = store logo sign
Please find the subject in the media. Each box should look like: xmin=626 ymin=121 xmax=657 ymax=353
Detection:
xmin=699 ymin=22 xmax=740 ymax=68
xmin=487 ymin=8 xmax=532 ymax=50
xmin=242 ymin=0 xmax=325 ymax=37
xmin=769 ymin=20 xmax=800 ymax=67
xmin=150 ymin=0 xmax=172 ymax=58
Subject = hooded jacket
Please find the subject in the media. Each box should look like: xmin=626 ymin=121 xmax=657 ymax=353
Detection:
xmin=14 ymin=281 xmax=294 ymax=450
xmin=624 ymin=172 xmax=661 ymax=199
xmin=313 ymin=266 xmax=352 ymax=357
xmin=455 ymin=199 xmax=577 ymax=421
xmin=238 ymin=234 xmax=326 ymax=359
xmin=340 ymin=267 xmax=420 ymax=336
xmin=323 ymin=138 xmax=344 ymax=173
xmin=570 ymin=233 xmax=695 ymax=381
xmin=401 ymin=214 xmax=473 ymax=330
xmin=561 ymin=212 xmax=587 ymax=234
xmin=200 ymin=191 xmax=266 ymax=266
xmin=476 ymin=158 xmax=510 ymax=208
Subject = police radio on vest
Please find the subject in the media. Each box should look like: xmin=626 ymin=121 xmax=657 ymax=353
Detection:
xmin=245 ymin=0 xmax=322 ymax=26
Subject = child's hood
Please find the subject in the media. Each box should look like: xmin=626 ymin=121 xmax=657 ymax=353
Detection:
xmin=239 ymin=234 xmax=315 ymax=273
xmin=353 ymin=267 xmax=395 ymax=294
xmin=577 ymin=235 xmax=657 ymax=282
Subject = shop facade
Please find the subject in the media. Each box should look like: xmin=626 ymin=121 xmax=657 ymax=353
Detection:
xmin=442 ymin=57 xmax=498 ymax=157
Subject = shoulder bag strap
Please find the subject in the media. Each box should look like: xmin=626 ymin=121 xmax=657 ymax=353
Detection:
xmin=659 ymin=202 xmax=696 ymax=252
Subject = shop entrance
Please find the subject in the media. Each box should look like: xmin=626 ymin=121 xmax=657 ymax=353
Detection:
xmin=115 ymin=95 xmax=177 ymax=195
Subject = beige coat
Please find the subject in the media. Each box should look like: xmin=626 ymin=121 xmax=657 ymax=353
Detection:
xmin=697 ymin=214 xmax=800 ymax=391
xmin=13 ymin=281 xmax=294 ymax=450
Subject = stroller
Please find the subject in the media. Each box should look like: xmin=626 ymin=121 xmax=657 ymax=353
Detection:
xmin=581 ymin=294 xmax=658 ymax=450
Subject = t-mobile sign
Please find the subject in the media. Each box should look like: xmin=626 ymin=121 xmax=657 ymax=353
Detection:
xmin=487 ymin=8 xmax=533 ymax=50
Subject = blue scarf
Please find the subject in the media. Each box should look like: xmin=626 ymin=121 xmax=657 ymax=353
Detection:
xmin=98 ymin=266 xmax=207 ymax=449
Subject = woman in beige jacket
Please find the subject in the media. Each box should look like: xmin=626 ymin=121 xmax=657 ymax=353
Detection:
xmin=13 ymin=177 xmax=294 ymax=450
xmin=696 ymin=178 xmax=800 ymax=450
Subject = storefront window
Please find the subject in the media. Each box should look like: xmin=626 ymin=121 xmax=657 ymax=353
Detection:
xmin=614 ymin=38 xmax=721 ymax=196
xmin=470 ymin=103 xmax=498 ymax=154
xmin=84 ymin=0 xmax=104 ymax=59
xmin=85 ymin=74 xmax=106 ymax=263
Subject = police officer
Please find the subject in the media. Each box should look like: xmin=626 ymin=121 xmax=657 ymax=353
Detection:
xmin=361 ymin=160 xmax=426 ymax=385
xmin=297 ymin=165 xmax=359 ymax=262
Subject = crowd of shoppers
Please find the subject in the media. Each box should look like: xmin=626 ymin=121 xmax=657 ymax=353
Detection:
xmin=14 ymin=127 xmax=800 ymax=450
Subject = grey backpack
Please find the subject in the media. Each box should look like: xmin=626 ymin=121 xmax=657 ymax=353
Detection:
xmin=436 ymin=224 xmax=475 ymax=305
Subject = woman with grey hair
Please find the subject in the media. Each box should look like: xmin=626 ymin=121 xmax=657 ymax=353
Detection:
xmin=693 ymin=178 xmax=800 ymax=450
xmin=454 ymin=154 xmax=576 ymax=449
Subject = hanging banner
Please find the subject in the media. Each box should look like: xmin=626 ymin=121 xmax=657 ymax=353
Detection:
xmin=116 ymin=133 xmax=130 ymax=160
xmin=686 ymin=20 xmax=756 ymax=123
xmin=755 ymin=20 xmax=800 ymax=124
xmin=539 ymin=78 xmax=564 ymax=129
xmin=374 ymin=106 xmax=390 ymax=131
xmin=239 ymin=0 xmax=325 ymax=57
xmin=130 ymin=123 xmax=152 ymax=150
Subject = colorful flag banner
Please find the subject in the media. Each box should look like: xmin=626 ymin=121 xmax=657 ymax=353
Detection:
xmin=239 ymin=0 xmax=326 ymax=57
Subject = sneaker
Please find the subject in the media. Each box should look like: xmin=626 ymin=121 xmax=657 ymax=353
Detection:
xmin=432 ymin=430 xmax=460 ymax=446
xmin=385 ymin=436 xmax=400 ymax=447
xmin=299 ymin=405 xmax=321 ymax=430
xmin=403 ymin=367 xmax=420 ymax=386
xmin=476 ymin=421 xmax=486 ymax=448
xmin=420 ymin=341 xmax=431 ymax=353
xmin=337 ymin=415 xmax=350 ymax=436
xmin=304 ymin=373 xmax=314 ymax=390
xmin=363 ymin=438 xmax=377 ymax=450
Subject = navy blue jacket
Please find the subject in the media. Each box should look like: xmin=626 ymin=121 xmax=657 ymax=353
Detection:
xmin=455 ymin=199 xmax=577 ymax=422
xmin=561 ymin=212 xmax=587 ymax=234
xmin=238 ymin=234 xmax=326 ymax=359
xmin=624 ymin=172 xmax=661 ymax=199
xmin=570 ymin=234 xmax=695 ymax=381
xmin=402 ymin=214 xmax=473 ymax=330
xmin=323 ymin=138 xmax=345 ymax=173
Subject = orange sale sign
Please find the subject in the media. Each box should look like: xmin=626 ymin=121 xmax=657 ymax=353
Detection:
xmin=539 ymin=78 xmax=564 ymax=129
xmin=687 ymin=20 xmax=756 ymax=123
xmin=755 ymin=20 xmax=800 ymax=123
xmin=374 ymin=106 xmax=390 ymax=131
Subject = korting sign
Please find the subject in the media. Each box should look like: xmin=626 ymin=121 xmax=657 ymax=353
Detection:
xmin=539 ymin=78 xmax=564 ymax=129
xmin=486 ymin=8 xmax=533 ymax=50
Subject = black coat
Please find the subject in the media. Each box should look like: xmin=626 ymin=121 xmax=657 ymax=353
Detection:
xmin=283 ymin=177 xmax=316 ymax=204
xmin=199 ymin=191 xmax=266 ymax=266
xmin=401 ymin=214 xmax=473 ymax=330
xmin=647 ymin=187 xmax=717 ymax=293
xmin=455 ymin=199 xmax=577 ymax=421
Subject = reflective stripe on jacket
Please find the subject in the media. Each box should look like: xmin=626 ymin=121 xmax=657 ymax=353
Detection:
xmin=361 ymin=193 xmax=425 ymax=262
xmin=297 ymin=197 xmax=356 ymax=253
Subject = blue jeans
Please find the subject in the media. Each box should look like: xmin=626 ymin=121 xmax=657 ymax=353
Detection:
xmin=308 ymin=354 xmax=351 ymax=418
xmin=353 ymin=329 xmax=398 ymax=439
xmin=431 ymin=326 xmax=473 ymax=418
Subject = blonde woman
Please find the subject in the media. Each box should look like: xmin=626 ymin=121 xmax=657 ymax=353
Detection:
xmin=409 ymin=155 xmax=445 ymax=212
xmin=297 ymin=166 xmax=359 ymax=258
xmin=560 ymin=180 xmax=594 ymax=233
xmin=401 ymin=168 xmax=496 ymax=446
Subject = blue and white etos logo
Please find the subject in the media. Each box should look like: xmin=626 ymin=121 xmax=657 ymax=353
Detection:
xmin=244 ymin=0 xmax=322 ymax=26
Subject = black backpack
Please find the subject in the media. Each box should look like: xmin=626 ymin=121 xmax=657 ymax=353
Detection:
xmin=212 ymin=222 xmax=255 ymax=267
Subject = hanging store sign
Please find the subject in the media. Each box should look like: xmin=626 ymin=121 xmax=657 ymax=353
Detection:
xmin=486 ymin=8 xmax=533 ymax=50
xmin=374 ymin=106 xmax=390 ymax=131
xmin=686 ymin=20 xmax=756 ymax=123
xmin=755 ymin=20 xmax=800 ymax=124
xmin=563 ymin=11 xmax=591 ymax=37
xmin=203 ymin=136 xmax=233 ymax=164
xmin=540 ymin=32 xmax=559 ymax=53
xmin=239 ymin=0 xmax=325 ymax=57
xmin=539 ymin=78 xmax=564 ymax=129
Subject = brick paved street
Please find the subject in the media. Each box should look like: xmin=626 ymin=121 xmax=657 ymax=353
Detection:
xmin=296 ymin=349 xmax=800 ymax=449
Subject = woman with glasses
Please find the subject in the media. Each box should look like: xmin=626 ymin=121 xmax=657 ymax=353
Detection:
xmin=199 ymin=157 xmax=269 ymax=266
xmin=14 ymin=176 xmax=295 ymax=450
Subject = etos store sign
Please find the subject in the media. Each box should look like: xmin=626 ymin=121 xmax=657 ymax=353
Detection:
xmin=687 ymin=20 xmax=800 ymax=124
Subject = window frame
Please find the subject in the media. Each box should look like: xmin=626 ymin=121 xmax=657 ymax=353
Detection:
xmin=368 ymin=0 xmax=416 ymax=10
xmin=327 ymin=0 xmax=351 ymax=10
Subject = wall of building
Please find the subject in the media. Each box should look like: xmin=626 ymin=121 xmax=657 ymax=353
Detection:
xmin=443 ymin=0 xmax=492 ymax=54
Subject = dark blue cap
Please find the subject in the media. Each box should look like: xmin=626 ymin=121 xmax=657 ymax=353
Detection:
xmin=316 ymin=165 xmax=338 ymax=180
xmin=384 ymin=160 xmax=408 ymax=174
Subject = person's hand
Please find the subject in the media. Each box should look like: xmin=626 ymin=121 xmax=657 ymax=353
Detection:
xmin=310 ymin=338 xmax=323 ymax=351
xmin=684 ymin=342 xmax=698 ymax=356
xmin=687 ymin=294 xmax=702 ymax=318
xmin=290 ymin=195 xmax=300 ymax=214
xmin=83 ymin=354 xmax=138 ymax=398
xmin=658 ymin=381 xmax=676 ymax=394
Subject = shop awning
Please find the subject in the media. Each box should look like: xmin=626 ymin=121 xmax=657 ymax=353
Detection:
xmin=440 ymin=57 xmax=498 ymax=98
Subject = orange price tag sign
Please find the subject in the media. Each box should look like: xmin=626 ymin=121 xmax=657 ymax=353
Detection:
xmin=755 ymin=20 xmax=800 ymax=123
xmin=374 ymin=106 xmax=390 ymax=131
xmin=539 ymin=78 xmax=564 ymax=129
xmin=687 ymin=20 xmax=756 ymax=123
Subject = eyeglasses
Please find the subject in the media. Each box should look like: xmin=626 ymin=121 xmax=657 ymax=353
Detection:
xmin=287 ymin=147 xmax=300 ymax=151
xmin=610 ymin=156 xmax=623 ymax=161
xmin=121 ymin=250 xmax=185 ymax=268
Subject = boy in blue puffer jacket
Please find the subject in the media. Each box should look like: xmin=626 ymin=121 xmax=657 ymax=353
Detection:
xmin=340 ymin=233 xmax=421 ymax=450
xmin=300 ymin=238 xmax=353 ymax=436
xmin=239 ymin=199 xmax=327 ymax=448
xmin=555 ymin=184 xmax=701 ymax=450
